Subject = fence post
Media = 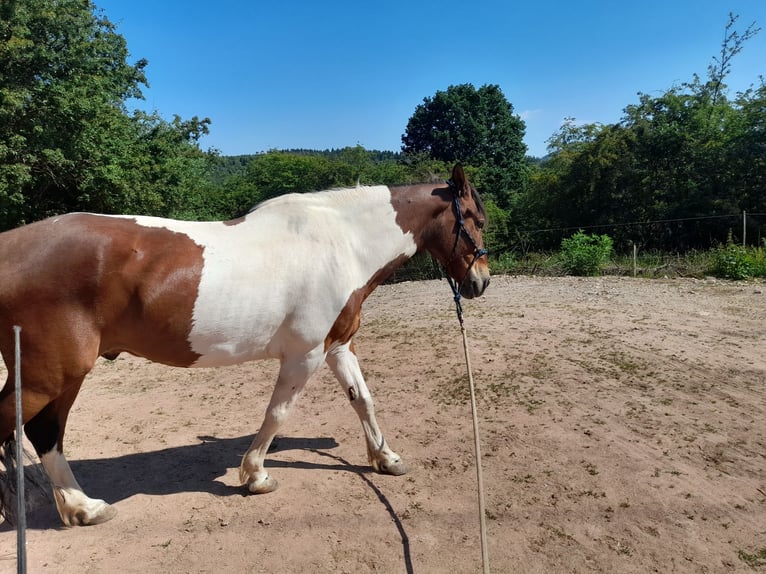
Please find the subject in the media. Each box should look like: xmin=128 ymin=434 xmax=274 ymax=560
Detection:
xmin=14 ymin=325 xmax=26 ymax=574
xmin=743 ymin=210 xmax=747 ymax=247
xmin=632 ymin=243 xmax=637 ymax=277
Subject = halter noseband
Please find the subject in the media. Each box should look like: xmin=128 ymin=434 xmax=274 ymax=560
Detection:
xmin=444 ymin=179 xmax=488 ymax=322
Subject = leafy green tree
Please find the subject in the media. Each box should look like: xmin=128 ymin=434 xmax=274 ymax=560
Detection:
xmin=336 ymin=145 xmax=412 ymax=186
xmin=521 ymin=14 xmax=762 ymax=252
xmin=706 ymin=13 xmax=761 ymax=108
xmin=401 ymin=83 xmax=527 ymax=210
xmin=0 ymin=0 xmax=211 ymax=228
xmin=134 ymin=113 xmax=217 ymax=220
xmin=244 ymin=152 xmax=340 ymax=199
xmin=217 ymin=152 xmax=341 ymax=216
xmin=730 ymin=83 xmax=766 ymax=217
xmin=216 ymin=147 xmax=437 ymax=219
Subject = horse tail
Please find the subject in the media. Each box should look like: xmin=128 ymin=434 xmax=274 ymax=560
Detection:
xmin=0 ymin=434 xmax=21 ymax=524
xmin=0 ymin=433 xmax=51 ymax=525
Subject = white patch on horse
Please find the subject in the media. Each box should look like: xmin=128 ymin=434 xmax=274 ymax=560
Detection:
xmin=121 ymin=186 xmax=416 ymax=366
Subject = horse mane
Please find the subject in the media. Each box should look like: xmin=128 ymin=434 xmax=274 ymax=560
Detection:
xmin=246 ymin=185 xmax=382 ymax=215
xmin=246 ymin=180 xmax=486 ymax=221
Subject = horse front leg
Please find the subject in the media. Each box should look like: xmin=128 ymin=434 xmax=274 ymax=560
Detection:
xmin=325 ymin=342 xmax=407 ymax=476
xmin=239 ymin=347 xmax=325 ymax=494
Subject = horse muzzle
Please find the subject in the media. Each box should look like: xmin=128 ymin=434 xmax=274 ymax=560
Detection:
xmin=459 ymin=267 xmax=490 ymax=299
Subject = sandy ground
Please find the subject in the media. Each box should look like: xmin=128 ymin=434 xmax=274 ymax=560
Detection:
xmin=1 ymin=275 xmax=765 ymax=573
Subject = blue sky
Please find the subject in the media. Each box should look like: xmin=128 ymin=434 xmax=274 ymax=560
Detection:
xmin=96 ymin=1 xmax=765 ymax=158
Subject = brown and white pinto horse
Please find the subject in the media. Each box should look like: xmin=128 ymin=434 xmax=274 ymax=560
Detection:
xmin=0 ymin=163 xmax=489 ymax=526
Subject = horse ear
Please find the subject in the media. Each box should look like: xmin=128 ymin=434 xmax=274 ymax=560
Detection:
xmin=451 ymin=163 xmax=468 ymax=197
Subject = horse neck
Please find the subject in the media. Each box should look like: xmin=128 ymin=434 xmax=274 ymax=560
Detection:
xmin=389 ymin=183 xmax=451 ymax=250
xmin=330 ymin=183 xmax=446 ymax=296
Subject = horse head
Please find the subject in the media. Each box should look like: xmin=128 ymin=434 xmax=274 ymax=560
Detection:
xmin=429 ymin=164 xmax=491 ymax=299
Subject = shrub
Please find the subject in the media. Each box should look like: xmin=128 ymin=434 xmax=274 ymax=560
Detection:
xmin=559 ymin=231 xmax=613 ymax=276
xmin=712 ymin=244 xmax=754 ymax=279
xmin=489 ymin=252 xmax=516 ymax=274
xmin=710 ymin=234 xmax=766 ymax=279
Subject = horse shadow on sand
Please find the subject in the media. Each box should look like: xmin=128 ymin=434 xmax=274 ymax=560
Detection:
xmin=2 ymin=435 xmax=414 ymax=573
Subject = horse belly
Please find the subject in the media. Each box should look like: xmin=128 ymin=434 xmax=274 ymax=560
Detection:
xmin=186 ymin=277 xmax=343 ymax=368
xmin=187 ymin=312 xmax=324 ymax=367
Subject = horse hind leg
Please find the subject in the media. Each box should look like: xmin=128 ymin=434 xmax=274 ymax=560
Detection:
xmin=325 ymin=342 xmax=407 ymax=476
xmin=24 ymin=379 xmax=117 ymax=526
xmin=0 ymin=375 xmax=60 ymax=524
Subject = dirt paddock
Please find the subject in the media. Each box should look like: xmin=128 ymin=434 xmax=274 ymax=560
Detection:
xmin=1 ymin=275 xmax=765 ymax=573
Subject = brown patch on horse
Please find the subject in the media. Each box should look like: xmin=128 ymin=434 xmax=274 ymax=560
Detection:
xmin=325 ymin=290 xmax=364 ymax=350
xmin=88 ymin=217 xmax=205 ymax=367
xmin=389 ymin=183 xmax=450 ymax=242
xmin=324 ymin=255 xmax=409 ymax=351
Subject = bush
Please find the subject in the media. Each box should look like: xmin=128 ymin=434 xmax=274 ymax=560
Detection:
xmin=489 ymin=252 xmax=516 ymax=274
xmin=559 ymin=231 xmax=613 ymax=276
xmin=710 ymin=235 xmax=766 ymax=279
xmin=712 ymin=244 xmax=754 ymax=279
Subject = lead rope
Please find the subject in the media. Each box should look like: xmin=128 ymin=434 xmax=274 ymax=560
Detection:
xmin=447 ymin=281 xmax=490 ymax=574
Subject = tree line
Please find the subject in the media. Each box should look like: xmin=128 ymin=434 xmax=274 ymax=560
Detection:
xmin=1 ymin=2 xmax=764 ymax=261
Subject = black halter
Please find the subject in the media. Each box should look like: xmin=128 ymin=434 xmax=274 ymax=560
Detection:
xmin=445 ymin=179 xmax=488 ymax=323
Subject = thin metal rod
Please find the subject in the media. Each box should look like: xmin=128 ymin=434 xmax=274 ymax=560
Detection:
xmin=743 ymin=209 xmax=747 ymax=247
xmin=460 ymin=324 xmax=490 ymax=574
xmin=14 ymin=325 xmax=26 ymax=574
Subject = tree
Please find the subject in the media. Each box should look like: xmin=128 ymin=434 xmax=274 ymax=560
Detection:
xmin=520 ymin=14 xmax=763 ymax=252
xmin=401 ymin=83 xmax=527 ymax=210
xmin=730 ymin=83 xmax=766 ymax=219
xmin=0 ymin=0 xmax=211 ymax=228
xmin=706 ymin=13 xmax=761 ymax=108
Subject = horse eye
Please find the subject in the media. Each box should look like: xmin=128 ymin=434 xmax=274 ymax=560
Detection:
xmin=477 ymin=220 xmax=485 ymax=230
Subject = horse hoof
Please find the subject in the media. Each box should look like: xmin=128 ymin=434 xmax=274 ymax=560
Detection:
xmin=86 ymin=503 xmax=118 ymax=525
xmin=247 ymin=475 xmax=279 ymax=494
xmin=377 ymin=459 xmax=408 ymax=476
xmin=66 ymin=502 xmax=118 ymax=526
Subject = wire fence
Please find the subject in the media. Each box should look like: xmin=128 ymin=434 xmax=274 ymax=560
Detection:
xmin=520 ymin=213 xmax=753 ymax=236
xmin=389 ymin=211 xmax=766 ymax=283
xmin=512 ymin=211 xmax=766 ymax=253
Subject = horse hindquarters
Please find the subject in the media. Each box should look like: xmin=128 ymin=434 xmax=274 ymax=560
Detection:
xmin=0 ymin=314 xmax=117 ymax=525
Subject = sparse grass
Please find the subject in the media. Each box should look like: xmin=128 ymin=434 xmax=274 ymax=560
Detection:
xmin=577 ymin=490 xmax=607 ymax=499
xmin=511 ymin=473 xmax=535 ymax=484
xmin=605 ymin=537 xmax=634 ymax=556
xmin=602 ymin=351 xmax=645 ymax=374
xmin=739 ymin=548 xmax=766 ymax=569
xmin=431 ymin=375 xmax=475 ymax=406
xmin=581 ymin=460 xmax=599 ymax=476
xmin=430 ymin=371 xmax=545 ymax=413
xmin=486 ymin=380 xmax=520 ymax=399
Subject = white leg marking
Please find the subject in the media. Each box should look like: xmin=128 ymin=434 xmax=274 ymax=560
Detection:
xmin=325 ymin=343 xmax=406 ymax=475
xmin=40 ymin=450 xmax=116 ymax=526
xmin=240 ymin=347 xmax=327 ymax=493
